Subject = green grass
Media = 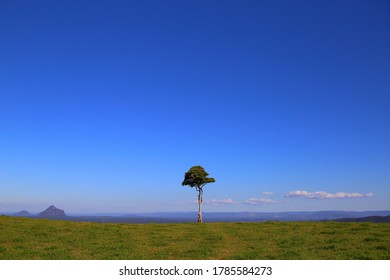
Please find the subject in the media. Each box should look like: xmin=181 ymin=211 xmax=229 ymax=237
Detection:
xmin=0 ymin=216 xmax=389 ymax=260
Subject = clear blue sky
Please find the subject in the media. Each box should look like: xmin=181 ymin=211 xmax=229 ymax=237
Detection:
xmin=1 ymin=0 xmax=389 ymax=214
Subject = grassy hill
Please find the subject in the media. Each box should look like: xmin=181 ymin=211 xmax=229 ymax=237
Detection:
xmin=0 ymin=216 xmax=389 ymax=260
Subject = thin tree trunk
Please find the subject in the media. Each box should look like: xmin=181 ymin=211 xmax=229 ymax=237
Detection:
xmin=197 ymin=188 xmax=203 ymax=223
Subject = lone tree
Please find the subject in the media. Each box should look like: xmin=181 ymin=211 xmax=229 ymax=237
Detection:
xmin=182 ymin=165 xmax=215 ymax=223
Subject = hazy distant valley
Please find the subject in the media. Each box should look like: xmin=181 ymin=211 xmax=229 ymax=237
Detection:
xmin=5 ymin=206 xmax=390 ymax=223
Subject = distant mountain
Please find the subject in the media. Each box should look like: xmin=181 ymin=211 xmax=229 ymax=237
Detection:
xmin=62 ymin=210 xmax=390 ymax=223
xmin=120 ymin=211 xmax=390 ymax=222
xmin=13 ymin=210 xmax=32 ymax=217
xmin=38 ymin=205 xmax=66 ymax=218
xmin=4 ymin=209 xmax=390 ymax=223
xmin=334 ymin=215 xmax=390 ymax=223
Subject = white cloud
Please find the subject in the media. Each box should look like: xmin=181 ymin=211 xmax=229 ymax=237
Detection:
xmin=261 ymin=192 xmax=274 ymax=196
xmin=244 ymin=198 xmax=276 ymax=205
xmin=204 ymin=199 xmax=237 ymax=206
xmin=286 ymin=190 xmax=374 ymax=199
xmin=191 ymin=199 xmax=237 ymax=206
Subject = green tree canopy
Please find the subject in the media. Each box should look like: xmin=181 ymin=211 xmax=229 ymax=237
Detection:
xmin=182 ymin=165 xmax=215 ymax=189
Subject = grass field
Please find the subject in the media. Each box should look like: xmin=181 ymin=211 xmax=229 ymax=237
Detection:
xmin=0 ymin=216 xmax=389 ymax=260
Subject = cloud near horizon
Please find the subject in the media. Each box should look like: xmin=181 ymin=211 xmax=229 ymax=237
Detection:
xmin=192 ymin=199 xmax=237 ymax=206
xmin=191 ymin=197 xmax=276 ymax=206
xmin=261 ymin=192 xmax=275 ymax=196
xmin=244 ymin=198 xmax=276 ymax=205
xmin=190 ymin=189 xmax=374 ymax=207
xmin=205 ymin=199 xmax=238 ymax=206
xmin=286 ymin=190 xmax=374 ymax=199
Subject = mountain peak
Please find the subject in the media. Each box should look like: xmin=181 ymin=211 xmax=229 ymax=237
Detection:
xmin=13 ymin=210 xmax=32 ymax=217
xmin=38 ymin=205 xmax=66 ymax=218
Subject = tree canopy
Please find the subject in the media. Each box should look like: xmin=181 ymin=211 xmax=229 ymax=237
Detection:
xmin=181 ymin=165 xmax=215 ymax=189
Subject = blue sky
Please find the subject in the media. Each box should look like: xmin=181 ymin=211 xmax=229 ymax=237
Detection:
xmin=1 ymin=0 xmax=389 ymax=214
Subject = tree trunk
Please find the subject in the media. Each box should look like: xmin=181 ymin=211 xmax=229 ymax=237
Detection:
xmin=197 ymin=188 xmax=203 ymax=223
